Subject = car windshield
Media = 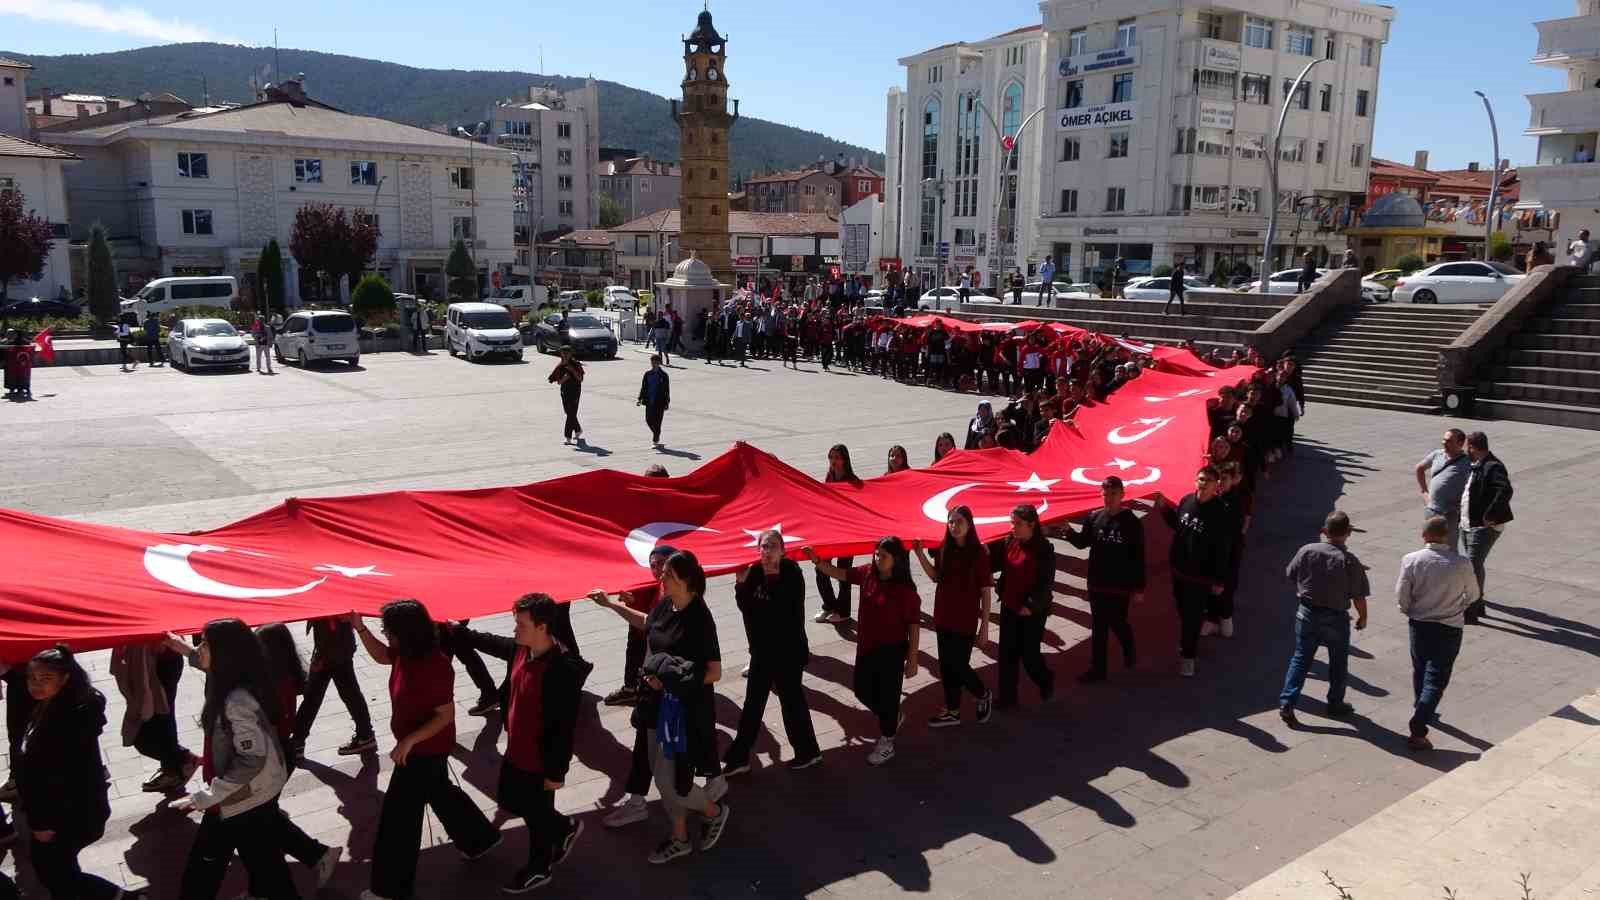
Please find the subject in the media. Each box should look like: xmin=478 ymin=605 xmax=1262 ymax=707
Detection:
xmin=565 ymin=315 xmax=606 ymax=329
xmin=187 ymin=322 xmax=236 ymax=337
xmin=1488 ymin=262 xmax=1521 ymax=276
xmin=311 ymin=314 xmax=356 ymax=333
xmin=464 ymin=311 xmax=515 ymax=329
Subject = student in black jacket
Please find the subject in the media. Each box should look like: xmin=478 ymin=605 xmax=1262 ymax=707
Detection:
xmin=1155 ymin=466 xmax=1232 ymax=677
xmin=17 ymin=644 xmax=131 ymax=900
xmin=1062 ymin=476 xmax=1145 ymax=683
xmin=1463 ymin=431 xmax=1514 ymax=624
xmin=990 ymin=504 xmax=1057 ymax=709
xmin=722 ymin=530 xmax=821 ymax=774
xmin=456 ymin=594 xmax=594 ymax=894
xmin=292 ymin=616 xmax=377 ymax=756
xmin=638 ymin=354 xmax=671 ymax=447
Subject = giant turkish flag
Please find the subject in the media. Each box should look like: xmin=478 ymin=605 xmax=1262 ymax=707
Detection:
xmin=0 ymin=350 xmax=1251 ymax=658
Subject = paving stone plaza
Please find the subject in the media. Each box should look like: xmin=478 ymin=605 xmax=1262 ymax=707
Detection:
xmin=2 ymin=343 xmax=1598 ymax=899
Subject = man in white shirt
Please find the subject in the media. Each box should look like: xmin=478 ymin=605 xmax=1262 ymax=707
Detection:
xmin=1395 ymin=516 xmax=1480 ymax=752
xmin=1569 ymin=229 xmax=1592 ymax=271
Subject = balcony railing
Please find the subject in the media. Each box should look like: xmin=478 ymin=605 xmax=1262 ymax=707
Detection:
xmin=1533 ymin=16 xmax=1600 ymax=63
xmin=1526 ymin=89 xmax=1600 ymax=134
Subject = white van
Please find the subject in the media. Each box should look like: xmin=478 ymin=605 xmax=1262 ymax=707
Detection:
xmin=445 ymin=302 xmax=524 ymax=361
xmin=274 ymin=310 xmax=361 ymax=367
xmin=485 ymin=284 xmax=548 ymax=312
xmin=120 ymin=276 xmax=238 ymax=317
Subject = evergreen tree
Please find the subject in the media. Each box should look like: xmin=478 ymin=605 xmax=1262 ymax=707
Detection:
xmin=446 ymin=239 xmax=476 ymax=300
xmin=350 ymin=272 xmax=396 ymax=324
xmin=259 ymin=239 xmax=286 ymax=313
xmin=86 ymin=224 xmax=119 ymax=322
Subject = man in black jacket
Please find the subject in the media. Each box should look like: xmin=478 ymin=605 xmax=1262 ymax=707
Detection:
xmin=1164 ymin=261 xmax=1187 ymax=316
xmin=1462 ymin=431 xmax=1513 ymax=624
xmin=638 ymin=354 xmax=671 ymax=447
xmin=1155 ymin=466 xmax=1232 ymax=677
xmin=456 ymin=594 xmax=593 ymax=894
xmin=1062 ymin=476 xmax=1145 ymax=683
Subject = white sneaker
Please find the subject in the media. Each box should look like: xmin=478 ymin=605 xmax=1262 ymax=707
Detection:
xmin=867 ymin=737 xmax=896 ymax=766
xmin=1179 ymin=658 xmax=1196 ymax=678
xmin=1219 ymin=618 xmax=1234 ymax=638
xmin=603 ymin=795 xmax=648 ymax=829
xmin=1200 ymin=621 xmax=1220 ymax=637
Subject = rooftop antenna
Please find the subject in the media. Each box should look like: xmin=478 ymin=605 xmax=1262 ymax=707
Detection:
xmin=540 ymin=45 xmax=544 ymax=76
xmin=273 ymin=28 xmax=280 ymax=84
xmin=201 ymin=75 xmax=209 ymax=107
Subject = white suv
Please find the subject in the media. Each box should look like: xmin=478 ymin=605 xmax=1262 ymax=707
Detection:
xmin=446 ymin=302 xmax=524 ymax=361
xmin=275 ymin=310 xmax=361 ymax=367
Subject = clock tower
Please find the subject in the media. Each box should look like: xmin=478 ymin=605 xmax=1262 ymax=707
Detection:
xmin=673 ymin=9 xmax=738 ymax=283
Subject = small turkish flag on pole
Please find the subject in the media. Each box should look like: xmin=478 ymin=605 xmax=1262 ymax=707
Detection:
xmin=31 ymin=328 xmax=55 ymax=366
xmin=1002 ymin=135 xmax=1015 ymax=153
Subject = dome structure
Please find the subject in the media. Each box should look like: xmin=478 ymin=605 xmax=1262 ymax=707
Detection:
xmin=659 ymin=252 xmax=724 ymax=290
xmin=1361 ymin=193 xmax=1426 ymax=229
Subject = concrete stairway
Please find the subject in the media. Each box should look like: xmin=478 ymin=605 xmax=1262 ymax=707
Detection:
xmin=959 ymin=290 xmax=1288 ymax=354
xmin=1294 ymin=304 xmax=1487 ymax=414
xmin=1475 ymin=274 xmax=1600 ymax=429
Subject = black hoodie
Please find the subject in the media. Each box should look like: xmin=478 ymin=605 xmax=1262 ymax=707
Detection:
xmin=455 ymin=627 xmax=593 ymax=782
xmin=20 ymin=688 xmax=112 ymax=842
xmin=1064 ymin=508 xmax=1146 ymax=594
xmin=1159 ymin=493 xmax=1233 ymax=587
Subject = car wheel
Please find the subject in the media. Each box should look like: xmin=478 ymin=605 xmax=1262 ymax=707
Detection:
xmin=346 ymin=357 xmax=360 ymax=366
xmin=1414 ymin=289 xmax=1437 ymax=305
xmin=176 ymin=350 xmax=188 ymax=371
xmin=298 ymin=348 xmax=309 ymax=368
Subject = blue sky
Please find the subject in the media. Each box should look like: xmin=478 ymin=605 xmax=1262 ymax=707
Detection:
xmin=0 ymin=0 xmax=1576 ymax=167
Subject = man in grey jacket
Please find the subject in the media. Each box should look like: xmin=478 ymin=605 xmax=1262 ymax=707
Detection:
xmin=1396 ymin=516 xmax=1480 ymax=752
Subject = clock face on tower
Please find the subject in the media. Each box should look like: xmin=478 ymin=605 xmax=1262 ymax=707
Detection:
xmin=687 ymin=66 xmax=698 ymax=81
xmin=707 ymin=67 xmax=719 ymax=81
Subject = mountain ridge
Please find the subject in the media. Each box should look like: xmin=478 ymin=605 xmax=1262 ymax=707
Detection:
xmin=5 ymin=43 xmax=885 ymax=179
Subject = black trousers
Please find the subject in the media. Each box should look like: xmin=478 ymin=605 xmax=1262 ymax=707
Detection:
xmin=936 ymin=629 xmax=988 ymax=710
xmin=1208 ymin=541 xmax=1245 ymax=623
xmin=499 ymin=763 xmax=567 ymax=870
xmin=622 ymin=627 xmax=647 ymax=690
xmin=1087 ymin=591 xmax=1136 ymax=675
xmin=31 ymin=833 xmax=121 ymax=900
xmin=820 ymin=341 xmax=833 ymax=369
xmin=645 ymin=404 xmax=666 ymax=442
xmin=815 ymin=558 xmax=854 ymax=617
xmin=1164 ymin=289 xmax=1185 ymax=315
xmin=133 ymin=651 xmax=190 ymax=773
xmin=625 ymin=727 xmax=652 ymax=796
xmin=145 ymin=338 xmax=165 ymax=363
xmin=294 ymin=658 xmax=374 ymax=746
xmin=853 ymin=643 xmax=908 ymax=738
xmin=1174 ymin=580 xmax=1210 ymax=660
xmin=561 ymin=389 xmax=582 ymax=440
xmin=371 ymin=753 xmax=499 ymax=899
xmin=443 ymin=618 xmax=501 ymax=702
xmin=725 ymin=660 xmax=820 ymax=766
xmin=179 ymin=801 xmax=298 ymax=900
xmin=997 ymin=607 xmax=1052 ymax=706
xmin=118 ymin=338 xmax=134 ymax=365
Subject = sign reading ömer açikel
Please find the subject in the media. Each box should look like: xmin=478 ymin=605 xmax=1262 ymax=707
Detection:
xmin=1059 ymin=100 xmax=1137 ymax=131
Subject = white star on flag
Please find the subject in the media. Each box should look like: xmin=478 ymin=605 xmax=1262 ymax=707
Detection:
xmin=1110 ymin=458 xmax=1138 ymax=470
xmin=1007 ymin=472 xmax=1061 ymax=493
xmin=742 ymin=525 xmax=806 ymax=547
xmin=313 ymin=564 xmax=392 ymax=579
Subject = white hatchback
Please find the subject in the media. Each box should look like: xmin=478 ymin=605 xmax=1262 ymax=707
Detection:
xmin=1391 ymin=261 xmax=1524 ymax=304
xmin=274 ymin=310 xmax=361 ymax=367
xmin=169 ymin=318 xmax=250 ymax=371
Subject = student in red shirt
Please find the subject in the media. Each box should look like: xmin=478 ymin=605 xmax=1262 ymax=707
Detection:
xmin=804 ymin=537 xmax=921 ymax=766
xmin=990 ymin=504 xmax=1058 ymax=709
xmin=912 ymin=505 xmax=994 ymax=728
xmin=455 ymin=595 xmax=593 ymax=894
xmin=255 ymin=623 xmax=339 ymax=889
xmin=353 ymin=601 xmax=500 ymax=900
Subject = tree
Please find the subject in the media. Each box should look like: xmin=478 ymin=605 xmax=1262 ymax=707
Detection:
xmin=259 ymin=239 xmax=286 ymax=313
xmin=1152 ymin=264 xmax=1173 ymax=278
xmin=1489 ymin=231 xmax=1514 ymax=263
xmin=0 ymin=189 xmax=55 ymax=302
xmin=289 ymin=204 xmax=378 ymax=302
xmin=86 ymin=224 xmax=118 ymax=322
xmin=1395 ymin=253 xmax=1426 ymax=274
xmin=598 ymin=193 xmax=626 ymax=229
xmin=446 ymin=239 xmax=476 ymax=300
xmin=350 ymin=273 xmax=397 ymax=325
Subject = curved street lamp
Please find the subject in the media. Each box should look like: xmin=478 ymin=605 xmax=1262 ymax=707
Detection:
xmin=1260 ymin=58 xmax=1323 ymax=292
xmin=1474 ymin=91 xmax=1501 ymax=263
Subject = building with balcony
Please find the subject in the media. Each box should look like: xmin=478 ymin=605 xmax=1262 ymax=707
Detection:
xmin=535 ymin=228 xmax=618 ymax=290
xmin=1027 ymin=0 xmax=1393 ymax=285
xmin=45 ymin=78 xmax=517 ymax=304
xmin=883 ymin=25 xmax=1050 ymax=293
xmin=1519 ymin=0 xmax=1600 ymax=240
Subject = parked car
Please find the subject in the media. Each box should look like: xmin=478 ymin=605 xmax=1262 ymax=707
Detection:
xmin=603 ymin=286 xmax=642 ymax=312
xmin=554 ymin=290 xmax=590 ymax=312
xmin=485 ymin=284 xmax=548 ymax=313
xmin=1122 ymin=276 xmax=1208 ymax=300
xmin=120 ymin=276 xmax=238 ymax=317
xmin=1013 ymin=281 xmax=1101 ymax=305
xmin=1240 ymin=268 xmax=1328 ymax=294
xmin=532 ymin=312 xmax=618 ymax=358
xmin=274 ymin=310 xmax=361 ymax=367
xmin=1391 ymin=261 xmax=1524 ymax=304
xmin=917 ymin=287 xmax=994 ymax=310
xmin=0 ymin=297 xmax=81 ymax=320
xmin=445 ymin=302 xmax=524 ymax=361
xmin=168 ymin=318 xmax=250 ymax=371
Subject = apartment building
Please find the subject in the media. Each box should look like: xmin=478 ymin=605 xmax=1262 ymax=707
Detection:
xmin=481 ymin=81 xmax=600 ymax=278
xmin=1518 ymin=0 xmax=1600 ymax=241
xmin=597 ymin=155 xmax=680 ymax=223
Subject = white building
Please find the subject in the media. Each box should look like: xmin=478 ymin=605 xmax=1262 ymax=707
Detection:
xmin=1519 ymin=0 xmax=1600 ymax=238
xmin=46 ymin=78 xmax=517 ymax=305
xmin=0 ymin=134 xmax=77 ymax=302
xmin=840 ymin=195 xmax=884 ymax=280
xmin=0 ymin=58 xmax=31 ymax=138
xmin=481 ymin=82 xmax=600 ymax=281
xmin=884 ymin=25 xmax=1052 ymax=292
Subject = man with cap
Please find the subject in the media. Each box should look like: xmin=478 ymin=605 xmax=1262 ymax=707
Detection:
xmin=1277 ymin=510 xmax=1370 ymax=725
xmin=1396 ymin=516 xmax=1479 ymax=751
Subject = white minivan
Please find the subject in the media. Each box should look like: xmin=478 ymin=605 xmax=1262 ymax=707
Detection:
xmin=120 ymin=276 xmax=238 ymax=317
xmin=485 ymin=284 xmax=548 ymax=313
xmin=274 ymin=310 xmax=361 ymax=367
xmin=445 ymin=302 xmax=524 ymax=361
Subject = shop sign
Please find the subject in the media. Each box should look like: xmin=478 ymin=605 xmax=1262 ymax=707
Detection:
xmin=1199 ymin=39 xmax=1241 ymax=73
xmin=1230 ymin=229 xmax=1260 ymax=237
xmin=878 ymin=257 xmax=903 ymax=271
xmin=1058 ymin=45 xmax=1140 ymax=77
xmin=734 ymin=256 xmax=758 ymax=267
xmin=1198 ymin=100 xmax=1235 ymax=131
xmin=1084 ymin=227 xmax=1119 ymax=236
xmin=1060 ymin=101 xmax=1137 ymax=131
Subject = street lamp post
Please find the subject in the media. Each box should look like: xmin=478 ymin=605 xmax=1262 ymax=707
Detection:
xmin=1474 ymin=91 xmax=1501 ymax=263
xmin=1260 ymin=58 xmax=1323 ymax=292
xmin=976 ymin=101 xmax=1046 ymax=290
xmin=456 ymin=124 xmax=484 ymax=272
xmin=920 ymin=173 xmax=947 ymax=301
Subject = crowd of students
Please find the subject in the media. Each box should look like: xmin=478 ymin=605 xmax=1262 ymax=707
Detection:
xmin=0 ymin=348 xmax=1305 ymax=899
